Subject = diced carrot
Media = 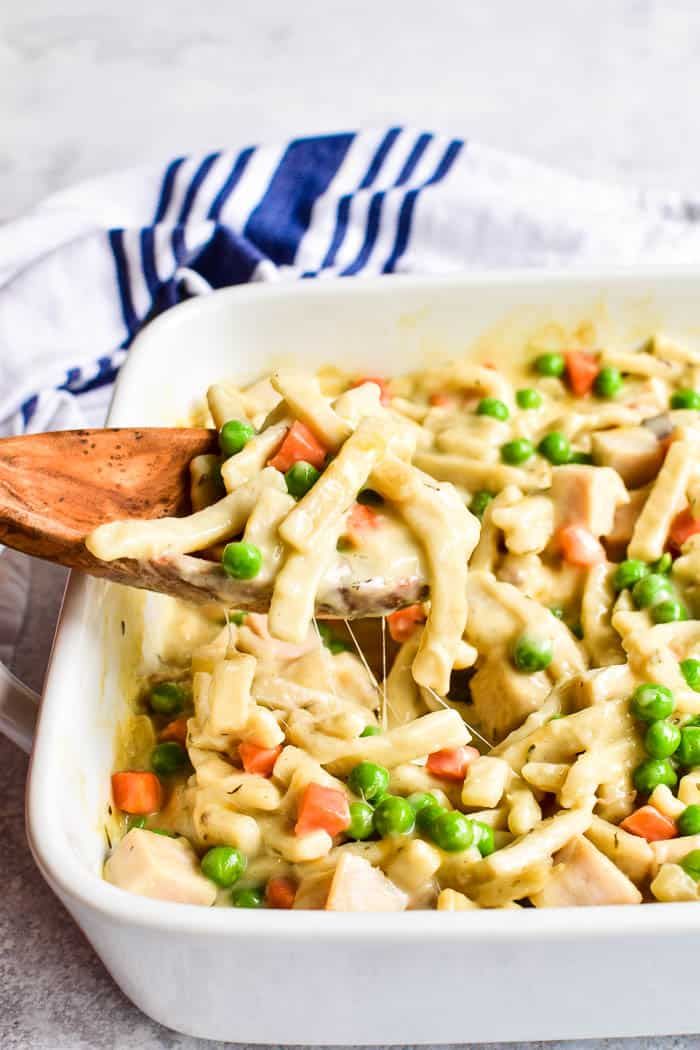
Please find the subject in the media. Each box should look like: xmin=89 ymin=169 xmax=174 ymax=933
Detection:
xmin=565 ymin=350 xmax=599 ymax=397
xmin=426 ymin=745 xmax=480 ymax=782
xmin=669 ymin=507 xmax=700 ymax=549
xmin=295 ymin=783 xmax=350 ymax=837
xmin=620 ymin=805 xmax=677 ymax=842
xmin=429 ymin=392 xmax=459 ymax=409
xmin=239 ymin=741 xmax=283 ymax=778
xmin=352 ymin=376 xmax=390 ymax=405
xmin=344 ymin=502 xmax=381 ymax=546
xmin=268 ymin=421 xmax=327 ymax=472
xmin=111 ymin=771 xmax=162 ymax=815
xmin=387 ymin=604 xmax=426 ymax=643
xmin=159 ymin=717 xmax=188 ymax=745
xmin=266 ymin=876 xmax=297 ymax=909
xmin=557 ymin=524 xmax=606 ymax=567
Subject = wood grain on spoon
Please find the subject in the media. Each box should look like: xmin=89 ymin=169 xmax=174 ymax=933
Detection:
xmin=0 ymin=428 xmax=217 ymax=573
xmin=0 ymin=428 xmax=427 ymax=617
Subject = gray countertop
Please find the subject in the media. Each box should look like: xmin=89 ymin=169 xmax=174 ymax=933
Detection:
xmin=3 ymin=1 xmax=700 ymax=1047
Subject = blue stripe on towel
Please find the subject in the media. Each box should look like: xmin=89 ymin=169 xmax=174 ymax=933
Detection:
xmin=340 ymin=131 xmax=433 ymax=276
xmin=153 ymin=156 xmax=186 ymax=223
xmin=21 ymin=395 xmax=38 ymax=426
xmin=177 ymin=152 xmax=221 ymax=224
xmin=314 ymin=127 xmax=402 ymax=275
xmin=208 ymin=147 xmax=255 ymax=220
xmin=59 ymin=356 xmax=120 ymax=396
xmin=139 ymin=227 xmax=160 ymax=300
xmin=108 ymin=229 xmax=139 ymax=339
xmin=382 ymin=137 xmax=463 ymax=273
xmin=244 ymin=133 xmax=354 ymax=266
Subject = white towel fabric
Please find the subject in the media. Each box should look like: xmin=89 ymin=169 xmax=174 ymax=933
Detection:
xmin=3 ymin=126 xmax=700 ymax=686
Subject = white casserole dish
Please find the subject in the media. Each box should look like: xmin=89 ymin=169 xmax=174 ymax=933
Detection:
xmin=19 ymin=269 xmax=700 ymax=1043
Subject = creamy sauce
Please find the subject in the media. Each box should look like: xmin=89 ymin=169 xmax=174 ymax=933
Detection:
xmin=104 ymin=333 xmax=700 ymax=911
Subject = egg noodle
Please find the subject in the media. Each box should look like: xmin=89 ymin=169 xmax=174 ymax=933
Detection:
xmin=99 ymin=334 xmax=700 ymax=910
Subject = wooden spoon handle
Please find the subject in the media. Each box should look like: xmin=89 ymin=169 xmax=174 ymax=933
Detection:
xmin=0 ymin=428 xmax=218 ymax=571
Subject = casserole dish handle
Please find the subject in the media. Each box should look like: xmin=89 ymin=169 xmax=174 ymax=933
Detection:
xmin=0 ymin=661 xmax=39 ymax=753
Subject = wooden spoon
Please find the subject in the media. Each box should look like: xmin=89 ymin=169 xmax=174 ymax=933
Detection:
xmin=0 ymin=428 xmax=426 ymax=618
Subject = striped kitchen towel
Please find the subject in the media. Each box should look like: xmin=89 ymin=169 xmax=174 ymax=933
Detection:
xmin=3 ymin=125 xmax=700 ymax=440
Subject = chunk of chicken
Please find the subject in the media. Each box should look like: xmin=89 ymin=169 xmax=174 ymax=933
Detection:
xmin=590 ymin=426 xmax=665 ymax=488
xmin=104 ymin=829 xmax=216 ymax=906
xmin=325 ymin=853 xmax=408 ymax=912
xmin=469 ymin=656 xmax=551 ymax=742
xmin=531 ymin=835 xmax=641 ymax=907
xmin=564 ymin=664 xmax=636 ymax=712
xmin=550 ymin=465 xmax=629 ymax=537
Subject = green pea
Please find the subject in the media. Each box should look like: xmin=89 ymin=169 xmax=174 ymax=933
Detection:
xmin=219 ymin=419 xmax=255 ymax=457
xmin=501 ymin=438 xmax=535 ymax=465
xmin=538 ymin=431 xmax=571 ymax=465
xmin=201 ymin=846 xmax=247 ymax=888
xmin=569 ymin=451 xmax=593 ymax=465
xmin=680 ymin=849 xmax=700 ymax=881
xmin=469 ymin=490 xmax=494 ymax=519
xmin=151 ymin=741 xmax=188 ymax=776
xmin=373 ymin=796 xmax=415 ymax=837
xmin=231 ymin=611 xmax=247 ymax=626
xmin=285 ymin=461 xmax=320 ymax=499
xmin=357 ymin=489 xmax=384 ymax=506
xmin=149 ymin=828 xmax=176 ymax=837
xmin=430 ymin=811 xmax=474 ymax=852
xmin=126 ymin=815 xmax=146 ymax=831
xmin=407 ymin=792 xmax=440 ymax=816
xmin=677 ymin=726 xmax=700 ymax=768
xmin=473 ymin=820 xmax=496 ymax=857
xmin=346 ymin=801 xmax=375 ymax=840
xmin=414 ymin=799 xmax=445 ymax=835
xmin=630 ymin=683 xmax=675 ymax=722
xmin=633 ymin=757 xmax=677 ymax=794
xmin=651 ymin=552 xmax=673 ymax=575
xmin=613 ymin=560 xmax=649 ymax=593
xmin=359 ymin=725 xmax=381 ymax=737
xmin=476 ymin=397 xmax=509 ymax=421
xmin=652 ymin=599 xmax=688 ymax=624
xmin=644 ymin=720 xmax=681 ymax=759
xmin=148 ymin=681 xmax=186 ymax=716
xmin=671 ymin=389 xmax=700 ymax=411
xmin=516 ymin=388 xmax=543 ymax=410
xmin=632 ymin=573 xmax=673 ymax=609
xmin=681 ymin=658 xmax=700 ymax=692
xmin=512 ymin=633 xmax=553 ymax=673
xmin=222 ymin=542 xmax=263 ymax=580
xmin=232 ymin=887 xmax=265 ymax=908
xmin=347 ymin=761 xmax=390 ymax=802
xmin=534 ymin=352 xmax=565 ymax=378
xmin=678 ymin=804 xmax=700 ymax=837
xmin=317 ymin=623 xmax=350 ymax=654
xmin=594 ymin=366 xmax=623 ymax=399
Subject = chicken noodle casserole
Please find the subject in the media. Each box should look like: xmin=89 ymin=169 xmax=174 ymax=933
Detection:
xmin=98 ymin=335 xmax=700 ymax=910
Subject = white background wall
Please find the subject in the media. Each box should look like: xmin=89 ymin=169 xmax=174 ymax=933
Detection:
xmin=3 ymin=0 xmax=700 ymax=222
